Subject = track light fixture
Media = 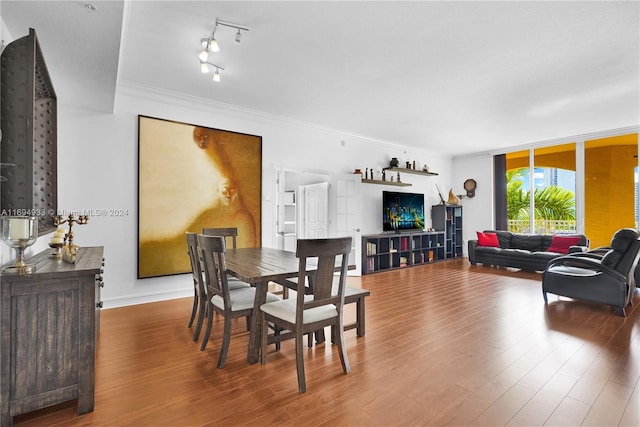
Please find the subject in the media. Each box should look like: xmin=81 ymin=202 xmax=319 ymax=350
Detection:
xmin=197 ymin=18 xmax=248 ymax=83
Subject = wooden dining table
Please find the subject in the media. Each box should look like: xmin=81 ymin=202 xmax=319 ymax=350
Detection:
xmin=223 ymin=246 xmax=351 ymax=364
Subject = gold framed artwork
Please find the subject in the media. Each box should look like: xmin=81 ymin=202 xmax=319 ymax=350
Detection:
xmin=137 ymin=115 xmax=262 ymax=278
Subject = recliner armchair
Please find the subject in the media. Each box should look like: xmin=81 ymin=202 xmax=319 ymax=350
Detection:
xmin=542 ymin=228 xmax=640 ymax=317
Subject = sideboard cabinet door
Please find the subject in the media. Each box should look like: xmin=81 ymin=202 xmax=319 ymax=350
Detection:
xmin=1 ymin=246 xmax=104 ymax=426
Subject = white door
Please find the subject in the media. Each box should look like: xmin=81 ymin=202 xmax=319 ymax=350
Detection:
xmin=300 ymin=182 xmax=329 ymax=238
xmin=331 ymin=174 xmax=362 ymax=275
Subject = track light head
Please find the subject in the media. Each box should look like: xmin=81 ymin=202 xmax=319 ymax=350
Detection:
xmin=198 ymin=49 xmax=209 ymax=62
xmin=200 ymin=62 xmax=209 ymax=73
xmin=213 ymin=68 xmax=221 ymax=82
xmin=209 ymin=37 xmax=219 ymax=52
xmin=235 ymin=29 xmax=242 ymax=43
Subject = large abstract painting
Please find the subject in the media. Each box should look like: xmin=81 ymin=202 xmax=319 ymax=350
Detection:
xmin=138 ymin=115 xmax=262 ymax=278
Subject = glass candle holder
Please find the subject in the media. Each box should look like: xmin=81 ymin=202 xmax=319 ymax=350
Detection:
xmin=1 ymin=216 xmax=39 ymax=274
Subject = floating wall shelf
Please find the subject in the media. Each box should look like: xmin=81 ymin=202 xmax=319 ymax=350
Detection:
xmin=382 ymin=167 xmax=439 ymax=176
xmin=361 ymin=178 xmax=411 ymax=187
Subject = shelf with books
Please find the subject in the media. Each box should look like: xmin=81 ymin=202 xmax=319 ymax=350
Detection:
xmin=431 ymin=204 xmax=463 ymax=259
xmin=361 ymin=230 xmax=446 ymax=274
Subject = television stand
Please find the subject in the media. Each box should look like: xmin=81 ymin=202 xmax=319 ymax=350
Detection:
xmin=362 ymin=230 xmax=446 ymax=274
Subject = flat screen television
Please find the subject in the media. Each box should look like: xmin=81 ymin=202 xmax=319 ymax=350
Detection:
xmin=382 ymin=191 xmax=425 ymax=232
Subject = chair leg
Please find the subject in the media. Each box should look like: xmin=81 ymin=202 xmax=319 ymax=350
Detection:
xmin=542 ymin=290 xmax=548 ymax=303
xmin=193 ymin=297 xmax=207 ymax=342
xmin=260 ymin=314 xmax=269 ymax=364
xmin=188 ymin=292 xmax=198 ymax=328
xmin=335 ymin=319 xmax=351 ymax=375
xmin=275 ymin=324 xmax=282 ymax=351
xmin=217 ymin=316 xmax=233 ymax=368
xmin=200 ymin=304 xmax=213 ymax=351
xmin=356 ymin=297 xmax=366 ymax=337
xmin=295 ymin=330 xmax=306 ymax=393
xmin=245 ymin=314 xmax=252 ymax=332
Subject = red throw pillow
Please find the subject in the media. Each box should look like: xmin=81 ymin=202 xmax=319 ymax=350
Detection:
xmin=547 ymin=235 xmax=581 ymax=254
xmin=477 ymin=231 xmax=500 ymax=247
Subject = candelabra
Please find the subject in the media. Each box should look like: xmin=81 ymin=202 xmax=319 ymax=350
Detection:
xmin=1 ymin=216 xmax=38 ymax=273
xmin=53 ymin=214 xmax=88 ymax=248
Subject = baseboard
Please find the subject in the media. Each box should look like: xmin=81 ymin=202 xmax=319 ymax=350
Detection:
xmin=102 ymin=288 xmax=192 ymax=309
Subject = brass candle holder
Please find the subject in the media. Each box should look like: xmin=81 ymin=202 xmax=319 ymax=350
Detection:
xmin=53 ymin=214 xmax=88 ymax=248
xmin=53 ymin=214 xmax=88 ymax=264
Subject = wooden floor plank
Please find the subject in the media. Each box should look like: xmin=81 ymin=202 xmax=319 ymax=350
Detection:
xmin=581 ymin=380 xmax=634 ymax=426
xmin=12 ymin=258 xmax=640 ymax=427
xmin=619 ymin=377 xmax=640 ymax=426
xmin=507 ymin=372 xmax=579 ymax=426
xmin=544 ymin=396 xmax=591 ymax=426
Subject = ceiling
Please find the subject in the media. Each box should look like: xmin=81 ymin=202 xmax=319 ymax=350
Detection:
xmin=1 ymin=1 xmax=638 ymax=156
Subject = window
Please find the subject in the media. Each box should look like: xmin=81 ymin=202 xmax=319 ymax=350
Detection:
xmin=505 ymin=144 xmax=576 ymax=234
xmin=499 ymin=133 xmax=638 ymax=243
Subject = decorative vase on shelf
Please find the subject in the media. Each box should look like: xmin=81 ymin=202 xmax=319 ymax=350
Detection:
xmin=447 ymin=189 xmax=460 ymax=205
xmin=353 ymin=168 xmax=363 ymax=177
xmin=389 ymin=157 xmax=399 ymax=168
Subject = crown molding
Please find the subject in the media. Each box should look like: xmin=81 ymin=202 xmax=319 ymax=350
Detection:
xmin=115 ymin=80 xmax=444 ymax=155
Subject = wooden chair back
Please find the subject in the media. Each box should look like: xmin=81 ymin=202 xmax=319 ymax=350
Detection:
xmin=295 ymin=237 xmax=352 ymax=322
xmin=186 ymin=232 xmax=202 ymax=284
xmin=196 ymin=234 xmax=233 ymax=313
xmin=185 ymin=232 xmax=206 ymax=335
xmin=203 ymin=227 xmax=238 ymax=249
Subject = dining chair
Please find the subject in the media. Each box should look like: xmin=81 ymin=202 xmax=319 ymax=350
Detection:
xmin=272 ymin=275 xmax=371 ymax=347
xmin=202 ymin=227 xmax=250 ymax=285
xmin=259 ymin=236 xmax=352 ymax=393
xmin=197 ymin=234 xmax=280 ymax=367
xmin=187 ymin=232 xmax=251 ymax=346
xmin=203 ymin=227 xmax=239 ymax=248
xmin=204 ymin=226 xmax=290 ymax=299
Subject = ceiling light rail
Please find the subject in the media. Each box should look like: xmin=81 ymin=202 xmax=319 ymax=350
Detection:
xmin=198 ymin=17 xmax=249 ymax=62
xmin=200 ymin=61 xmax=224 ymax=82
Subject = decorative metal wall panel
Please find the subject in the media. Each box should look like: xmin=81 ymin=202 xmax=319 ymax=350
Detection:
xmin=1 ymin=28 xmax=57 ymax=235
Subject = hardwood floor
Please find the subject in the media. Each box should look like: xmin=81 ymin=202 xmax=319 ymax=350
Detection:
xmin=14 ymin=259 xmax=640 ymax=426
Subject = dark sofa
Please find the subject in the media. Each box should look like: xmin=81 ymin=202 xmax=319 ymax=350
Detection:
xmin=468 ymin=230 xmax=589 ymax=271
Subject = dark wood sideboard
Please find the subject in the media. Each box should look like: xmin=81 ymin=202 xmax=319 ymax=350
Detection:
xmin=0 ymin=246 xmax=104 ymax=426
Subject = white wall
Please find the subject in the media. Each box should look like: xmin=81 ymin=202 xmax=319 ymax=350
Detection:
xmin=452 ymin=153 xmax=494 ymax=256
xmin=42 ymin=84 xmax=453 ymax=308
